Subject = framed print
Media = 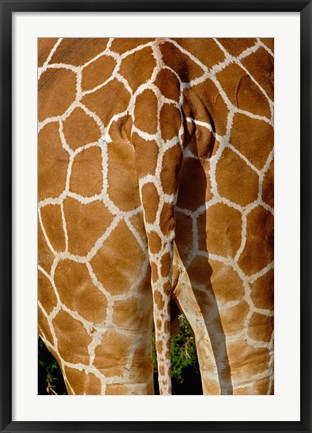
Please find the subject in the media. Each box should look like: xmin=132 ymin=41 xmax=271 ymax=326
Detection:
xmin=1 ymin=0 xmax=311 ymax=432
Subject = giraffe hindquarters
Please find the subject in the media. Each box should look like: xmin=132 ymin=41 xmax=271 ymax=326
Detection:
xmin=172 ymin=251 xmax=274 ymax=395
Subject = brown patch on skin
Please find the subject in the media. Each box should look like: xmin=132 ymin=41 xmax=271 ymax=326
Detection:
xmin=230 ymin=113 xmax=274 ymax=170
xmin=132 ymin=134 xmax=158 ymax=177
xmin=238 ymin=206 xmax=274 ymax=276
xmin=112 ymin=297 xmax=149 ymax=330
xmin=82 ymin=55 xmax=116 ymax=91
xmin=217 ymin=38 xmax=257 ymax=56
xmin=154 ymin=290 xmax=165 ymax=310
xmin=234 ymin=386 xmax=252 ymax=395
xmin=38 ymin=38 xmax=59 ymax=67
xmin=209 ymin=260 xmax=244 ymax=303
xmin=188 ymin=124 xmax=215 ymax=159
xmin=50 ymin=38 xmax=109 ymax=66
xmin=148 ymin=231 xmax=162 ymax=254
xmin=53 ymin=310 xmax=91 ymax=363
xmin=254 ymin=377 xmax=271 ymax=394
xmin=93 ymin=330 xmax=132 ymax=376
xmin=107 ymin=139 xmax=141 ymax=212
xmin=159 ymin=203 xmax=175 ymax=235
xmin=189 ymin=81 xmax=229 ymax=136
xmin=216 ymin=148 xmax=259 ymax=207
xmin=110 ymin=38 xmax=154 ymax=54
xmin=177 ymin=157 xmax=212 ymax=211
xmin=141 ymin=183 xmax=159 ymax=224
xmin=227 ymin=340 xmax=270 ymax=378
xmin=130 ymin=342 xmax=154 ymax=383
xmin=90 ymin=220 xmax=146 ymax=295
xmin=160 ymin=145 xmax=182 ymax=195
xmin=241 ymin=47 xmax=274 ymax=100
xmin=175 ymin=211 xmax=193 ymax=263
xmin=38 ymin=309 xmax=54 ymax=345
xmin=216 ymin=63 xmax=271 ymax=117
xmin=174 ymin=38 xmax=225 ymax=68
xmin=260 ymin=38 xmax=274 ymax=53
xmin=62 ymin=107 xmax=101 ymax=150
xmin=163 ymin=282 xmax=171 ymax=296
xmin=133 ymin=90 xmax=158 ymax=135
xmin=262 ymin=159 xmax=274 ymax=208
xmin=160 ymin=41 xmax=204 ymax=82
xmin=63 ymin=198 xmax=114 ymax=256
xmin=135 ymin=271 xmax=152 ymax=297
xmin=198 ymin=203 xmax=242 ymax=257
xmin=81 ymin=79 xmax=130 ymax=127
xmin=159 ymin=104 xmax=181 ymax=141
xmin=250 ymin=270 xmax=274 ymax=310
xmin=40 ymin=205 xmax=66 ymax=252
xmin=38 ymin=271 xmax=57 ymax=314
xmin=38 ymin=223 xmax=55 ymax=273
xmin=154 ymin=68 xmax=181 ymax=102
xmin=159 ymin=365 xmax=165 ymax=376
xmin=156 ymin=319 xmax=162 ymax=330
xmin=120 ymin=46 xmax=156 ymax=92
xmin=38 ymin=68 xmax=76 ymax=122
xmin=187 ymin=256 xmax=211 ymax=288
xmin=165 ymin=351 xmax=171 ymax=360
xmin=143 ymin=382 xmax=155 ymax=394
xmin=151 ymin=262 xmax=159 ymax=283
xmin=156 ymin=341 xmax=163 ymax=353
xmin=38 ymin=123 xmax=69 ymax=201
xmin=54 ymin=259 xmax=107 ymax=324
xmin=248 ymin=313 xmax=273 ymax=342
xmin=164 ymin=320 xmax=170 ymax=333
xmin=220 ymin=301 xmax=250 ymax=335
xmin=160 ymin=253 xmax=171 ymax=278
xmin=70 ymin=146 xmax=102 ymax=196
xmin=64 ymin=367 xmax=101 ymax=395
xmin=185 ymin=289 xmax=206 ymax=315
xmin=128 ymin=212 xmax=146 ymax=243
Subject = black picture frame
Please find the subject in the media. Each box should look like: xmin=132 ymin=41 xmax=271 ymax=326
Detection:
xmin=1 ymin=0 xmax=311 ymax=432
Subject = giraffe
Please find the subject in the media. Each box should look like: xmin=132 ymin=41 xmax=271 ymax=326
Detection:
xmin=38 ymin=37 xmax=274 ymax=395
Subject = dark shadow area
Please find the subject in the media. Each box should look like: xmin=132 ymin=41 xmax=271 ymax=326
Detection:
xmin=154 ymin=369 xmax=202 ymax=395
xmin=38 ymin=338 xmax=67 ymax=395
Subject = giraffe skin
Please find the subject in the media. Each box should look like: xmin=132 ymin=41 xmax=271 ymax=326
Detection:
xmin=38 ymin=37 xmax=274 ymax=395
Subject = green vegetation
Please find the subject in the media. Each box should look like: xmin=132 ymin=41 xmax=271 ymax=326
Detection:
xmin=170 ymin=314 xmax=200 ymax=383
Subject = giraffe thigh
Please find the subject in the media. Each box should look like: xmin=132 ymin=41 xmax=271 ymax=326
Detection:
xmin=38 ymin=262 xmax=155 ymax=395
xmin=38 ymin=219 xmax=155 ymax=395
xmin=172 ymin=250 xmax=273 ymax=395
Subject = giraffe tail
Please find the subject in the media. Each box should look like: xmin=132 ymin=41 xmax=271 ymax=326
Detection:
xmin=132 ymin=130 xmax=183 ymax=395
